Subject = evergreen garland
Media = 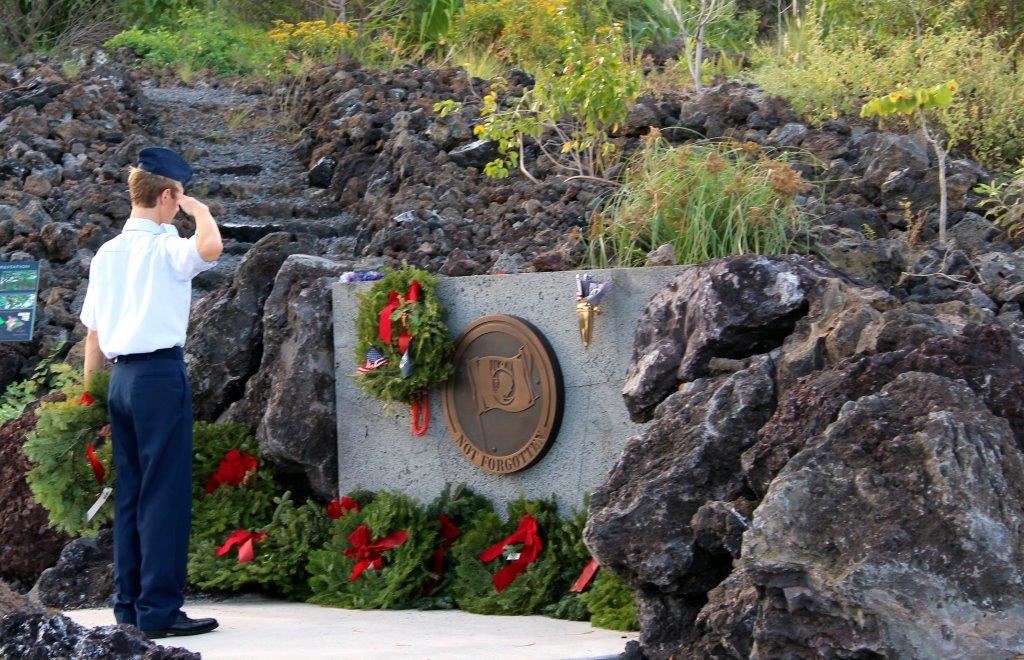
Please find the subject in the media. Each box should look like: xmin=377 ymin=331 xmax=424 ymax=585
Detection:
xmin=418 ymin=484 xmax=495 ymax=609
xmin=449 ymin=497 xmax=582 ymax=615
xmin=542 ymin=503 xmax=592 ymax=622
xmin=189 ymin=423 xmax=279 ymax=550
xmin=188 ymin=493 xmax=331 ymax=600
xmin=580 ymin=570 xmax=639 ymax=631
xmin=307 ymin=491 xmax=439 ymax=609
xmin=23 ymin=372 xmax=113 ymax=536
xmin=353 ymin=267 xmax=454 ymax=405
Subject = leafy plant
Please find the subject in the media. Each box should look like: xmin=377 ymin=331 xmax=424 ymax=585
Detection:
xmin=473 ymin=22 xmax=641 ymax=180
xmin=975 ymin=159 xmax=1024 ymax=241
xmin=861 ymin=80 xmax=958 ymax=243
xmin=586 ymin=136 xmax=806 ymax=267
xmin=0 ymin=346 xmax=77 ymax=428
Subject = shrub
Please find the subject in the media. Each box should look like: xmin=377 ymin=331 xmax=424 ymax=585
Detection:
xmin=580 ymin=569 xmax=638 ymax=630
xmin=586 ymin=136 xmax=806 ymax=267
xmin=751 ymin=18 xmax=1024 ymax=171
xmin=448 ymin=0 xmax=575 ymax=71
xmin=267 ymin=19 xmax=355 ymax=60
xmin=0 ymin=349 xmax=77 ymax=428
xmin=474 ymin=22 xmax=642 ymax=179
xmin=105 ymin=8 xmax=286 ymax=76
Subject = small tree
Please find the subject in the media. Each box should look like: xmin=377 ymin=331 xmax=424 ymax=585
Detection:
xmin=860 ymin=80 xmax=958 ymax=244
xmin=662 ymin=0 xmax=738 ymax=90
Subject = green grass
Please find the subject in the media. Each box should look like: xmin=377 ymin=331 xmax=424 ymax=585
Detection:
xmin=586 ymin=137 xmax=807 ymax=268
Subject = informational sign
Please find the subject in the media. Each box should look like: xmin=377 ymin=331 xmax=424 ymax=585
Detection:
xmin=0 ymin=261 xmax=40 ymax=343
xmin=443 ymin=315 xmax=564 ymax=474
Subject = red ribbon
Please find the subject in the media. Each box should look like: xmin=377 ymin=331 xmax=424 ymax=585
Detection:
xmin=205 ymin=448 xmax=259 ymax=494
xmin=80 ymin=392 xmax=95 ymax=406
xmin=423 ymin=514 xmax=461 ymax=596
xmin=86 ymin=443 xmax=105 ymax=485
xmin=326 ymin=496 xmax=361 ymax=520
xmin=570 ymin=558 xmax=600 ymax=593
xmin=377 ymin=280 xmax=421 ymax=354
xmin=410 ymin=393 xmax=430 ymax=437
xmin=343 ymin=524 xmax=409 ymax=582
xmin=479 ymin=513 xmax=543 ymax=592
xmin=216 ymin=530 xmax=267 ymax=564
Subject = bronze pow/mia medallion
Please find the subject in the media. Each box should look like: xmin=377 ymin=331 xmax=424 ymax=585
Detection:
xmin=443 ymin=315 xmax=564 ymax=474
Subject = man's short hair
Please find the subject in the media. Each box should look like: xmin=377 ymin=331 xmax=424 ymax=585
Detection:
xmin=128 ymin=167 xmax=182 ymax=208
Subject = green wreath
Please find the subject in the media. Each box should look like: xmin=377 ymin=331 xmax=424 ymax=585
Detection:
xmin=188 ymin=493 xmax=331 ymax=601
xmin=353 ymin=267 xmax=454 ymax=405
xmin=24 ymin=372 xmax=114 ymax=536
xmin=307 ymin=491 xmax=438 ymax=609
xmin=449 ymin=497 xmax=587 ymax=615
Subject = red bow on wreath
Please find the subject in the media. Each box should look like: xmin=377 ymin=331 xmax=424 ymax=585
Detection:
xmin=80 ymin=392 xmax=96 ymax=406
xmin=378 ymin=280 xmax=421 ymax=354
xmin=326 ymin=496 xmax=361 ymax=520
xmin=86 ymin=444 xmax=105 ymax=485
xmin=423 ymin=513 xmax=460 ymax=596
xmin=216 ymin=529 xmax=267 ymax=564
xmin=478 ymin=513 xmax=543 ymax=592
xmin=205 ymin=449 xmax=259 ymax=493
xmin=344 ymin=524 xmax=408 ymax=582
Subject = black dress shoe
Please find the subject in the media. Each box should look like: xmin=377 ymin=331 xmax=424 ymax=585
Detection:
xmin=144 ymin=612 xmax=219 ymax=639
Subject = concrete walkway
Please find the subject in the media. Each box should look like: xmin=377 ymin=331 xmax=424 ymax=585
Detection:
xmin=66 ymin=595 xmax=637 ymax=659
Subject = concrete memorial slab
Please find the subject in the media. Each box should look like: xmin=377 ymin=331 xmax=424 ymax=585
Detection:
xmin=333 ymin=267 xmax=686 ymax=512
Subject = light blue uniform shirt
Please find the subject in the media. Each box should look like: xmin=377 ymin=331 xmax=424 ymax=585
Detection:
xmin=80 ymin=218 xmax=217 ymax=359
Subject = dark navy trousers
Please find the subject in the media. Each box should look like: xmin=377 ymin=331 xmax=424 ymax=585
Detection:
xmin=107 ymin=347 xmax=192 ymax=631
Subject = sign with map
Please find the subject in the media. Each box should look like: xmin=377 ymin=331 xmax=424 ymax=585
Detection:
xmin=0 ymin=261 xmax=40 ymax=343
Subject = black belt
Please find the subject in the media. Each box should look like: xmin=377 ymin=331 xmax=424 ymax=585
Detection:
xmin=111 ymin=346 xmax=184 ymax=364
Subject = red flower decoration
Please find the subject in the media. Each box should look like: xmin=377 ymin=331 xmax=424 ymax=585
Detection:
xmin=204 ymin=448 xmax=259 ymax=494
xmin=80 ymin=392 xmax=95 ymax=406
xmin=326 ymin=496 xmax=361 ymax=520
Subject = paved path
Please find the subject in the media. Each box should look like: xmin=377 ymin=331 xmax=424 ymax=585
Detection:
xmin=66 ymin=594 xmax=636 ymax=659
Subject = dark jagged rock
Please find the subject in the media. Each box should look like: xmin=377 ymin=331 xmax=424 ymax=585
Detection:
xmin=224 ymin=255 xmax=350 ymax=498
xmin=447 ymin=139 xmax=498 ymax=168
xmin=809 ymin=225 xmax=909 ymax=289
xmin=0 ymin=610 xmax=198 ymax=659
xmin=622 ymin=255 xmax=845 ymax=422
xmin=307 ymin=156 xmax=335 ymax=188
xmin=585 ymin=357 xmax=775 ymax=658
xmin=31 ymin=529 xmax=114 ymax=609
xmin=0 ymin=401 xmax=70 ymax=588
xmin=747 ymin=322 xmax=1024 ymax=497
xmin=742 ymin=373 xmax=1024 ymax=658
xmin=186 ymin=232 xmax=314 ymax=421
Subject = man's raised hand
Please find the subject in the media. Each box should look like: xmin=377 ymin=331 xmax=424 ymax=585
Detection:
xmin=177 ymin=194 xmax=209 ymax=217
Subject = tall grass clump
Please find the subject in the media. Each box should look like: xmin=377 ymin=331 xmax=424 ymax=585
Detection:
xmin=586 ymin=135 xmax=807 ymax=268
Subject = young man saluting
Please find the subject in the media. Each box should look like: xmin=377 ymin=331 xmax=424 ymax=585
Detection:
xmin=81 ymin=147 xmax=222 ymax=639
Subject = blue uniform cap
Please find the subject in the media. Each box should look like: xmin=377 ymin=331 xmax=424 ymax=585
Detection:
xmin=137 ymin=147 xmax=193 ymax=185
